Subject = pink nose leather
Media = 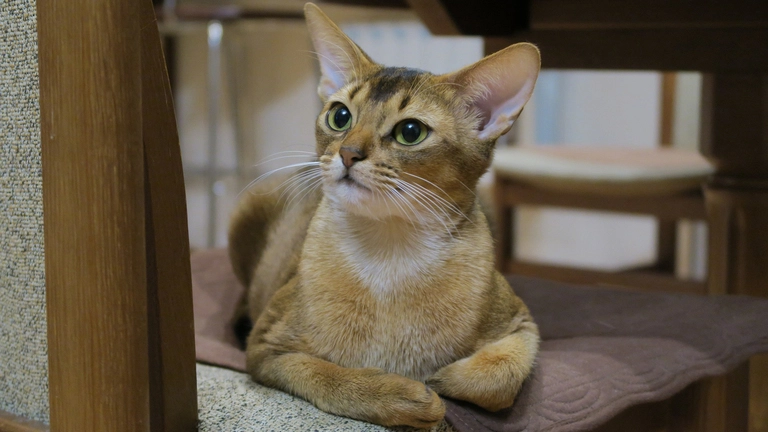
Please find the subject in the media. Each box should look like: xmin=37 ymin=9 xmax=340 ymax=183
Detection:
xmin=340 ymin=147 xmax=366 ymax=168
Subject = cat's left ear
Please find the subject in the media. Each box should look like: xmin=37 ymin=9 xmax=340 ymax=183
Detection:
xmin=304 ymin=3 xmax=374 ymax=101
xmin=443 ymin=43 xmax=540 ymax=141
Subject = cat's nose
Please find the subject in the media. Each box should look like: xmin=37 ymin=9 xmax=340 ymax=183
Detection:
xmin=339 ymin=146 xmax=366 ymax=168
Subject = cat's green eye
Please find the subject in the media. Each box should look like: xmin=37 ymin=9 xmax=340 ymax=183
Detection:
xmin=394 ymin=119 xmax=428 ymax=146
xmin=327 ymin=104 xmax=352 ymax=131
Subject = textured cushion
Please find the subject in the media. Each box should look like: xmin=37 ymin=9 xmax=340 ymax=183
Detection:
xmin=445 ymin=276 xmax=768 ymax=431
xmin=493 ymin=147 xmax=714 ymax=196
xmin=192 ymin=249 xmax=247 ymax=371
xmin=192 ymin=249 xmax=768 ymax=431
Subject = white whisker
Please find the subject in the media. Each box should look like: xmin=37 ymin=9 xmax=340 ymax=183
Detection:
xmin=457 ymin=179 xmax=478 ymax=198
xmin=395 ymin=181 xmax=455 ymax=239
xmin=317 ymin=37 xmax=361 ymax=83
xmin=278 ymin=168 xmax=322 ymax=202
xmin=302 ymin=50 xmax=346 ymax=79
xmin=239 ymin=161 xmax=321 ymax=198
xmin=409 ymin=74 xmax=432 ymax=99
xmin=400 ymin=172 xmax=473 ymax=223
xmin=397 ymin=180 xmax=458 ymax=228
xmin=253 ymin=154 xmax=318 ymax=168
xmin=384 ymin=189 xmax=419 ymax=231
xmin=286 ymin=176 xmax=324 ymax=209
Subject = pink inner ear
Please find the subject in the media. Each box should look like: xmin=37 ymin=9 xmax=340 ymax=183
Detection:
xmin=318 ymin=48 xmax=350 ymax=92
xmin=473 ymin=70 xmax=535 ymax=140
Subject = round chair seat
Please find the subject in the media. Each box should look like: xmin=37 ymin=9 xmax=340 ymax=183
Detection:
xmin=493 ymin=147 xmax=714 ymax=196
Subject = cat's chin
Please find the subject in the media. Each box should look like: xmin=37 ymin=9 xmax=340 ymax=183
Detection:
xmin=324 ymin=182 xmax=400 ymax=220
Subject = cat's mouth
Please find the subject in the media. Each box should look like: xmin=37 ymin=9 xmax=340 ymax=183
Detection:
xmin=339 ymin=174 xmax=370 ymax=191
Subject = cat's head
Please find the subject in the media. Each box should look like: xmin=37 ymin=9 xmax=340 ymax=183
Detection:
xmin=305 ymin=3 xmax=539 ymax=224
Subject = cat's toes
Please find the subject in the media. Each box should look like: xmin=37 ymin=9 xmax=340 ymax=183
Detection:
xmin=426 ymin=361 xmax=518 ymax=412
xmin=377 ymin=376 xmax=445 ymax=428
xmin=405 ymin=385 xmax=445 ymax=429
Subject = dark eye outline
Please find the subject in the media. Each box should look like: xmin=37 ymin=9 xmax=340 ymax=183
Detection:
xmin=327 ymin=103 xmax=352 ymax=132
xmin=393 ymin=119 xmax=429 ymax=146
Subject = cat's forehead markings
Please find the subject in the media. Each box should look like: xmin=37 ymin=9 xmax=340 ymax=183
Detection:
xmin=368 ymin=67 xmax=427 ymax=103
xmin=398 ymin=95 xmax=411 ymax=112
xmin=348 ymin=84 xmax=362 ymax=100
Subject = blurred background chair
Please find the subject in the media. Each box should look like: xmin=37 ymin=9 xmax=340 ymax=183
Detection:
xmin=493 ymin=146 xmax=713 ymax=295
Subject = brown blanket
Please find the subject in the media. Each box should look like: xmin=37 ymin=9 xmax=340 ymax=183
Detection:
xmin=191 ymin=249 xmax=768 ymax=432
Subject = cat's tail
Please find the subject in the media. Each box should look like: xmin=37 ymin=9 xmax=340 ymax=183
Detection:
xmin=228 ymin=175 xmax=289 ymax=289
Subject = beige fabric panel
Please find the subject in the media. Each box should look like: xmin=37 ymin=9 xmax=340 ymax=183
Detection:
xmin=196 ymin=364 xmax=456 ymax=432
xmin=0 ymin=0 xmax=48 ymax=423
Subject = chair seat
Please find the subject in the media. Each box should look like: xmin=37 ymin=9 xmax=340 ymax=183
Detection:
xmin=493 ymin=147 xmax=714 ymax=196
xmin=197 ymin=363 xmax=456 ymax=431
xmin=191 ymin=249 xmax=768 ymax=432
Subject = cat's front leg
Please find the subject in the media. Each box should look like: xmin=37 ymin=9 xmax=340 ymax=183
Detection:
xmin=425 ymin=322 xmax=539 ymax=412
xmin=247 ymin=348 xmax=445 ymax=428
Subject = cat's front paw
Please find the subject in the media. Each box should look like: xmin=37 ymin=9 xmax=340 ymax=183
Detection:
xmin=370 ymin=373 xmax=445 ymax=429
xmin=426 ymin=358 xmax=519 ymax=412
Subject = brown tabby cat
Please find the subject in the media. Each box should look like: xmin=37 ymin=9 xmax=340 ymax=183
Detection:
xmin=228 ymin=3 xmax=541 ymax=428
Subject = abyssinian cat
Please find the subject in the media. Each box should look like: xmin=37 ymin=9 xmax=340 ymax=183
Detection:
xmin=228 ymin=3 xmax=541 ymax=428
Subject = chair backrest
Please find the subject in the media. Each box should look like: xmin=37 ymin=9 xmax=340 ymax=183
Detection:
xmin=1 ymin=0 xmax=198 ymax=429
xmin=0 ymin=0 xmax=49 ymax=424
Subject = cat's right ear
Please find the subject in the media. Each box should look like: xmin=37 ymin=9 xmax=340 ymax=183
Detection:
xmin=304 ymin=3 xmax=373 ymax=101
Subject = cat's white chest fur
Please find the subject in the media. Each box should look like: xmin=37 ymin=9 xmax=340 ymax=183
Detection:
xmin=300 ymin=201 xmax=485 ymax=380
xmin=337 ymin=219 xmax=445 ymax=295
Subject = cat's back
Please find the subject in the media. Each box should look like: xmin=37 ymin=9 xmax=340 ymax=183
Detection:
xmin=229 ymin=169 xmax=323 ymax=320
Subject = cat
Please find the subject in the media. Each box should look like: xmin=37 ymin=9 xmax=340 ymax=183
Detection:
xmin=228 ymin=3 xmax=541 ymax=428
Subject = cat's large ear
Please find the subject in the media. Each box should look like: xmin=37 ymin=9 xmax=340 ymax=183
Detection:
xmin=443 ymin=43 xmax=540 ymax=141
xmin=304 ymin=3 xmax=374 ymax=101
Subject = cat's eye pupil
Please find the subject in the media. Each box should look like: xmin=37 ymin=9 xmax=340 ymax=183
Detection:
xmin=333 ymin=107 xmax=351 ymax=129
xmin=401 ymin=121 xmax=421 ymax=143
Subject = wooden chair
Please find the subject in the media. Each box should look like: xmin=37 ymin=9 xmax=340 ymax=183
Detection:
xmin=0 ymin=0 xmax=197 ymax=430
xmin=493 ymin=145 xmax=714 ymax=295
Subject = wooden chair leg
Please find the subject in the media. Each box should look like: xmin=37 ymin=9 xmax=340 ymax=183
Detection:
xmin=669 ymin=362 xmax=750 ymax=432
xmin=750 ymin=355 xmax=768 ymax=432
xmin=494 ymin=179 xmax=514 ymax=272
xmin=140 ymin=0 xmax=198 ymax=429
xmin=657 ymin=219 xmax=677 ymax=273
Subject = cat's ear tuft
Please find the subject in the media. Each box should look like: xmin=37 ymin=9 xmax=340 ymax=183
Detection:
xmin=304 ymin=3 xmax=373 ymax=101
xmin=444 ymin=43 xmax=540 ymax=141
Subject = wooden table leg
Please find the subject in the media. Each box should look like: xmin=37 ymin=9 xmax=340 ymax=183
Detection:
xmin=701 ymin=72 xmax=768 ymax=432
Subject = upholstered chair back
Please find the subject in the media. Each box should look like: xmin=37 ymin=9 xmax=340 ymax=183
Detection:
xmin=0 ymin=0 xmax=49 ymax=424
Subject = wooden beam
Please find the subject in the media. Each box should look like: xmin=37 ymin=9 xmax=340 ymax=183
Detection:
xmin=405 ymin=0 xmax=460 ymax=35
xmin=139 ymin=1 xmax=198 ymax=430
xmin=529 ymin=0 xmax=768 ymax=31
xmin=485 ymin=28 xmax=768 ymax=71
xmin=408 ymin=0 xmax=527 ymax=36
xmin=505 ymin=261 xmax=708 ymax=295
xmin=495 ymin=181 xmax=707 ymax=220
